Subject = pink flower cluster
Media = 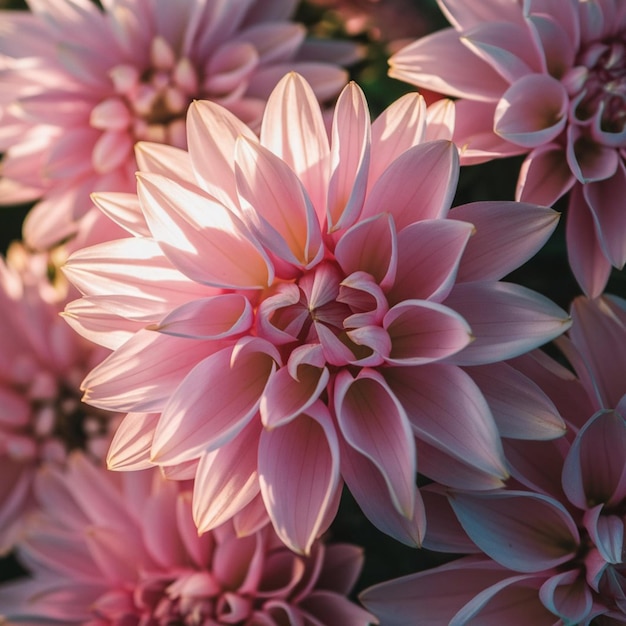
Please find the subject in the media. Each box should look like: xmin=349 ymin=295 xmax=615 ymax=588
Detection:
xmin=0 ymin=1 xmax=624 ymax=624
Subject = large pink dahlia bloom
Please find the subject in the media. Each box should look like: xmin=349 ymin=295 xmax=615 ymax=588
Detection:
xmin=361 ymin=294 xmax=626 ymax=625
xmin=0 ymin=453 xmax=375 ymax=626
xmin=0 ymin=0 xmax=356 ymax=250
xmin=0 ymin=242 xmax=117 ymax=554
xmin=390 ymin=0 xmax=626 ymax=297
xmin=62 ymin=72 xmax=571 ymax=554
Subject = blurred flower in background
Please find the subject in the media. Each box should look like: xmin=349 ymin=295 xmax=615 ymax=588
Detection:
xmin=0 ymin=453 xmax=375 ymax=625
xmin=0 ymin=242 xmax=118 ymax=554
xmin=0 ymin=0 xmax=358 ymax=250
xmin=390 ymin=0 xmax=626 ymax=298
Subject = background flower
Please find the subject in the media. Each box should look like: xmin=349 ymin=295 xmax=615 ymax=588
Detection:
xmin=0 ymin=0 xmax=358 ymax=249
xmin=0 ymin=242 xmax=118 ymax=554
xmin=61 ymin=72 xmax=571 ymax=555
xmin=390 ymin=0 xmax=626 ymax=297
xmin=361 ymin=294 xmax=626 ymax=624
xmin=0 ymin=452 xmax=375 ymax=625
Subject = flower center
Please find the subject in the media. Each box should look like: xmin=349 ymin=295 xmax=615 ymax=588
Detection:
xmin=575 ymin=37 xmax=626 ymax=134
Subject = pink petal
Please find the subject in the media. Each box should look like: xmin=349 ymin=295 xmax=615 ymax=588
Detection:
xmin=562 ymin=410 xmax=626 ymax=509
xmin=584 ymin=505 xmax=624 ymax=565
xmin=466 ymin=362 xmax=566 ymax=440
xmin=185 ymin=99 xmax=257 ymax=208
xmin=334 ymin=369 xmax=416 ymax=517
xmin=82 ymin=329 xmax=219 ymax=412
xmin=90 ymin=191 xmax=151 ymax=238
xmin=461 ymin=21 xmax=544 ymax=82
xmin=565 ymin=186 xmax=612 ymax=298
xmin=150 ymin=294 xmax=253 ymax=340
xmin=335 ymin=213 xmax=397 ymax=290
xmin=424 ymin=98 xmax=455 ymax=141
xmin=384 ymin=363 xmax=508 ymax=478
xmin=134 ymin=141 xmax=194 ymax=183
xmin=389 ymin=29 xmax=509 ymax=100
xmin=326 ymin=82 xmax=370 ymax=233
xmin=439 ymin=0 xmax=527 ymax=30
xmin=527 ymin=13 xmax=576 ymax=78
xmin=151 ymin=339 xmax=278 ymax=465
xmin=235 ymin=136 xmax=323 ymax=268
xmin=450 ymin=490 xmax=580 ymax=572
xmin=260 ymin=72 xmax=329 ymax=221
xmin=451 ymin=201 xmax=560 ymax=282
xmin=584 ymin=162 xmax=626 ymax=269
xmin=91 ymin=130 xmax=133 ymax=175
xmin=260 ymin=364 xmax=329 ymax=429
xmin=106 ymin=412 xmax=159 ymax=471
xmin=516 ymin=143 xmax=575 ymax=205
xmin=316 ymin=544 xmax=365 ymax=594
xmin=361 ymin=141 xmax=459 ymax=229
xmin=137 ymin=173 xmax=273 ymax=289
xmin=299 ymin=590 xmax=375 ymax=626
xmin=369 ymin=93 xmax=427 ymax=188
xmin=494 ymin=74 xmax=568 ymax=148
xmin=258 ymin=402 xmax=341 ymax=555
xmin=192 ymin=418 xmax=262 ymax=533
xmin=384 ymin=300 xmax=473 ymax=365
xmin=539 ymin=570 xmax=593 ymax=624
xmin=389 ymin=219 xmax=474 ymax=303
xmin=443 ymin=282 xmax=571 ymax=365
xmin=566 ymin=124 xmax=619 ymax=184
xmin=339 ymin=434 xmax=425 ymax=546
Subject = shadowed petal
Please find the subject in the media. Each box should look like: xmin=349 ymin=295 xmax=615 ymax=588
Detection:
xmin=258 ymin=402 xmax=341 ymax=555
xmin=361 ymin=141 xmax=459 ymax=229
xmin=299 ymin=590 xmax=375 ymax=626
xmin=335 ymin=369 xmax=416 ymax=517
xmin=385 ymin=364 xmax=508 ymax=478
xmin=539 ymin=570 xmax=593 ymax=625
xmin=516 ymin=144 xmax=575 ymax=205
xmin=193 ymin=418 xmax=262 ymax=533
xmin=450 ymin=490 xmax=580 ymax=572
xmin=444 ymin=282 xmax=571 ymax=365
xmin=151 ymin=339 xmax=278 ymax=465
xmin=107 ymin=412 xmax=159 ymax=471
xmin=138 ymin=172 xmax=273 ymax=289
xmin=451 ymin=201 xmax=559 ymax=282
xmin=584 ymin=505 xmax=624 ymax=565
xmin=326 ymin=82 xmax=370 ymax=233
xmin=494 ymin=74 xmax=568 ymax=148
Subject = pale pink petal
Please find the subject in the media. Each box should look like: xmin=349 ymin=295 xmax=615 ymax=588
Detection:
xmin=90 ymin=191 xmax=151 ymax=238
xmin=539 ymin=570 xmax=593 ymax=625
xmin=82 ymin=329 xmax=220 ymax=412
xmin=260 ymin=364 xmax=329 ymax=429
xmin=389 ymin=29 xmax=510 ymax=100
xmin=389 ymin=219 xmax=474 ymax=303
xmin=516 ymin=143 xmax=575 ymax=205
xmin=461 ymin=21 xmax=544 ymax=82
xmin=137 ymin=173 xmax=273 ymax=289
xmin=335 ymin=213 xmax=397 ymax=290
xmin=326 ymin=82 xmax=370 ymax=233
xmin=451 ymin=201 xmax=560 ymax=282
xmin=562 ymin=410 xmax=626 ymax=509
xmin=235 ymin=137 xmax=323 ymax=268
xmin=384 ymin=300 xmax=473 ymax=365
xmin=566 ymin=186 xmax=612 ymax=298
xmin=384 ymin=363 xmax=508 ymax=478
xmin=466 ymin=362 xmax=567 ymax=440
xmin=339 ymin=435 xmax=425 ymax=547
xmin=526 ymin=12 xmax=576 ymax=78
xmin=450 ymin=490 xmax=580 ymax=572
xmin=185 ymin=99 xmax=257 ymax=208
xmin=494 ymin=74 xmax=568 ymax=148
xmin=361 ymin=141 xmax=459 ymax=229
xmin=424 ymin=97 xmax=455 ymax=141
xmin=260 ymin=72 xmax=329 ymax=220
xmin=584 ymin=163 xmax=626 ymax=269
xmin=192 ymin=418 xmax=262 ymax=533
xmin=258 ymin=402 xmax=341 ymax=555
xmin=151 ymin=339 xmax=279 ymax=465
xmin=106 ymin=412 xmax=159 ymax=471
xmin=334 ymin=369 xmax=415 ymax=517
xmin=134 ymin=141 xmax=194 ymax=183
xmin=150 ymin=294 xmax=253 ymax=340
xmin=369 ymin=93 xmax=427 ymax=188
xmin=439 ymin=0 xmax=526 ymax=30
xmin=443 ymin=282 xmax=571 ymax=366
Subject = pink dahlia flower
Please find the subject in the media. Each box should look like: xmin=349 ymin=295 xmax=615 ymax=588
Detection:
xmin=0 ymin=453 xmax=374 ymax=625
xmin=62 ymin=72 xmax=571 ymax=554
xmin=390 ymin=0 xmax=626 ymax=297
xmin=361 ymin=294 xmax=626 ymax=625
xmin=0 ymin=0 xmax=357 ymax=250
xmin=0 ymin=242 xmax=118 ymax=553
